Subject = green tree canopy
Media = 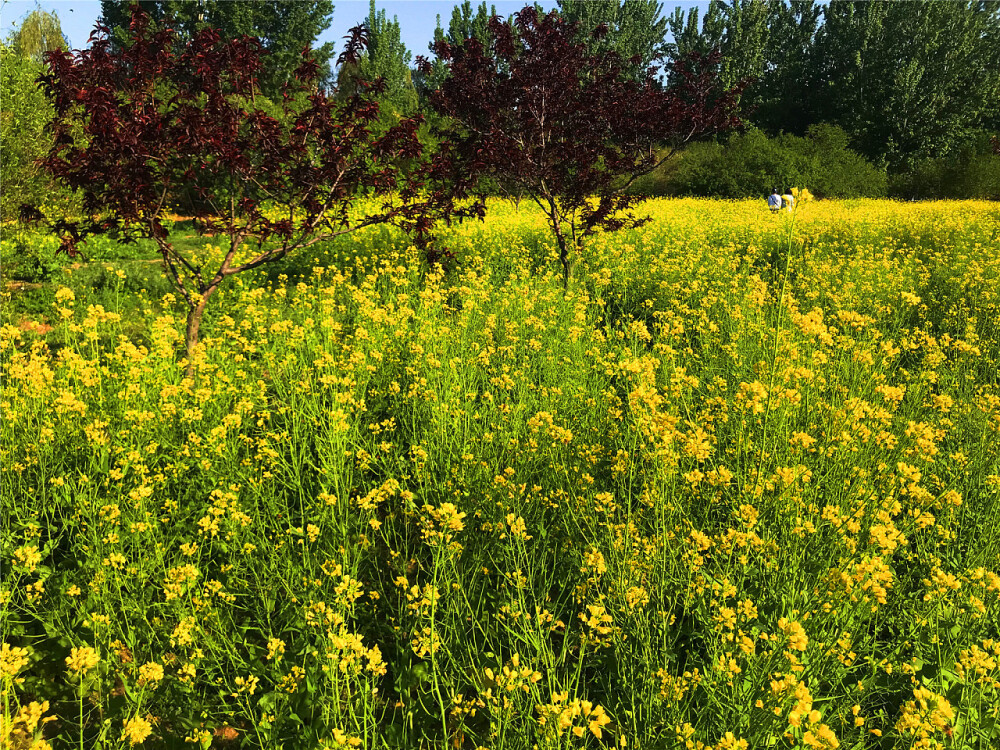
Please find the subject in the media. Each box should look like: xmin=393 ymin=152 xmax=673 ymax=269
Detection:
xmin=665 ymin=0 xmax=767 ymax=92
xmin=665 ymin=0 xmax=1000 ymax=172
xmin=98 ymin=1 xmax=336 ymax=95
xmin=338 ymin=0 xmax=417 ymax=121
xmin=673 ymin=0 xmax=820 ymax=134
xmin=812 ymin=0 xmax=1000 ymax=170
xmin=558 ymin=0 xmax=668 ymax=77
xmin=438 ymin=0 xmax=496 ymax=47
xmin=665 ymin=1 xmax=725 ymax=62
xmin=415 ymin=1 xmax=496 ymax=102
xmin=0 ymin=39 xmax=75 ymax=222
xmin=5 ymin=5 xmax=68 ymax=63
xmin=753 ymin=0 xmax=822 ymax=135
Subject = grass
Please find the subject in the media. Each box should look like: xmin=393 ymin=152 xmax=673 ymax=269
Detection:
xmin=2 ymin=198 xmax=999 ymax=750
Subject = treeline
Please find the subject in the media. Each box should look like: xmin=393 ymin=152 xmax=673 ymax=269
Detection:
xmin=668 ymin=1 xmax=1000 ymax=170
xmin=398 ymin=0 xmax=1000 ymax=198
xmin=3 ymin=0 xmax=999 ymax=218
xmin=656 ymin=0 xmax=1000 ymax=198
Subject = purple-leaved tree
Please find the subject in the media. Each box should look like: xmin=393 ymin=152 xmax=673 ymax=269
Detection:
xmin=27 ymin=7 xmax=468 ymax=374
xmin=422 ymin=6 xmax=743 ymax=289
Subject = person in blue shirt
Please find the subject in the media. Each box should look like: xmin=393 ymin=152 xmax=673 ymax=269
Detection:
xmin=767 ymin=189 xmax=782 ymax=212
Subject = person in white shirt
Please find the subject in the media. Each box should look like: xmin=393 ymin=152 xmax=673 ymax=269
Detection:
xmin=767 ymin=189 xmax=782 ymax=212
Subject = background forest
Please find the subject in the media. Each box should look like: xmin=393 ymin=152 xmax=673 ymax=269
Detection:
xmin=2 ymin=0 xmax=999 ymax=227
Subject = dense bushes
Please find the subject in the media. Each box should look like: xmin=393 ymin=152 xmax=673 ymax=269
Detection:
xmin=1 ymin=44 xmax=50 ymax=222
xmin=0 ymin=43 xmax=75 ymax=223
xmin=632 ymin=125 xmax=888 ymax=199
xmin=889 ymin=134 xmax=1000 ymax=200
xmin=0 ymin=230 xmax=63 ymax=283
xmin=632 ymin=124 xmax=1000 ymax=201
xmin=800 ymin=124 xmax=891 ymax=198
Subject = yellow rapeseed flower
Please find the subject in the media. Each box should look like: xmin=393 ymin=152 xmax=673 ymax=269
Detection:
xmin=266 ymin=637 xmax=286 ymax=662
xmin=65 ymin=646 xmax=100 ymax=676
xmin=137 ymin=661 xmax=164 ymax=685
xmin=122 ymin=715 xmax=153 ymax=746
xmin=778 ymin=619 xmax=809 ymax=651
xmin=1 ymin=643 xmax=30 ymax=680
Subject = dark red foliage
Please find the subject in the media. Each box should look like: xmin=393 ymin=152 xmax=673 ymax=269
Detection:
xmin=422 ymin=6 xmax=743 ymax=288
xmin=32 ymin=6 xmax=463 ymax=370
xmin=337 ymin=25 xmax=369 ymax=67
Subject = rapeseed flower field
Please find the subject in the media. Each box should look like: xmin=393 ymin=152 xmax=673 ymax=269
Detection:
xmin=2 ymin=198 xmax=999 ymax=749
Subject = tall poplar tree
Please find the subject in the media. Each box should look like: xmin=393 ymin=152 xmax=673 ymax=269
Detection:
xmin=416 ymin=2 xmax=496 ymax=112
xmin=665 ymin=1 xmax=724 ymax=61
xmin=664 ymin=0 xmax=768 ymax=112
xmin=437 ymin=0 xmax=497 ymax=47
xmin=813 ymin=0 xmax=1000 ymax=170
xmin=98 ymin=1 xmax=336 ymax=95
xmin=753 ymin=0 xmax=821 ymax=135
xmin=340 ymin=0 xmax=418 ymax=121
xmin=719 ymin=0 xmax=769 ymax=91
xmin=557 ymin=0 xmax=669 ymax=77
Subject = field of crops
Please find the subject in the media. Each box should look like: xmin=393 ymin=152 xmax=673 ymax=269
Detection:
xmin=2 ymin=198 xmax=1000 ymax=749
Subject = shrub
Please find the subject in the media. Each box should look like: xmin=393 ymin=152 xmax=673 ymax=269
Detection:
xmin=665 ymin=128 xmax=810 ymax=198
xmin=639 ymin=125 xmax=886 ymax=199
xmin=792 ymin=124 xmax=888 ymax=198
xmin=0 ymin=229 xmax=62 ymax=283
xmin=890 ymin=134 xmax=1000 ymax=200
xmin=0 ymin=43 xmax=75 ymax=223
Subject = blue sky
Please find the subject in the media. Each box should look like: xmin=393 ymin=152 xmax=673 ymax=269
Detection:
xmin=1 ymin=1 xmax=704 ymax=61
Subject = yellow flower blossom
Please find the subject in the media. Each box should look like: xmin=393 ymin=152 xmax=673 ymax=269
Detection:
xmin=65 ymin=646 xmax=100 ymax=676
xmin=122 ymin=716 xmax=153 ymax=745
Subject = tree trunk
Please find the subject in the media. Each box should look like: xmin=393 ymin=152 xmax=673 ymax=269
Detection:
xmin=544 ymin=202 xmax=572 ymax=293
xmin=554 ymin=229 xmax=570 ymax=292
xmin=183 ymin=291 xmax=213 ymax=381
